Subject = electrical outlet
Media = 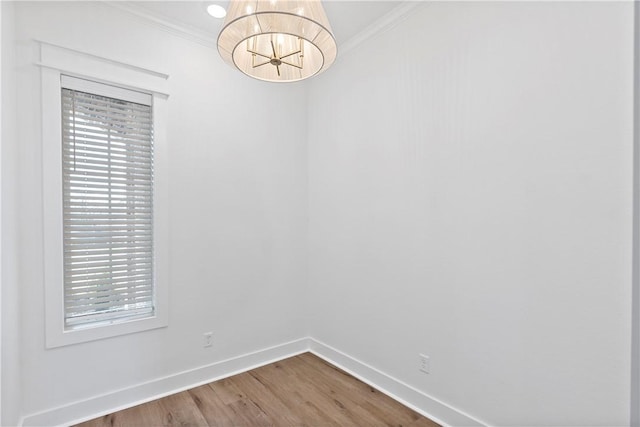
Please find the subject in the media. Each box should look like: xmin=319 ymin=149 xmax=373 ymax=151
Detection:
xmin=203 ymin=332 xmax=213 ymax=348
xmin=419 ymin=354 xmax=430 ymax=374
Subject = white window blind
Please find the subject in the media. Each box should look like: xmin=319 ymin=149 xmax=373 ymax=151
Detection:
xmin=61 ymin=76 xmax=155 ymax=329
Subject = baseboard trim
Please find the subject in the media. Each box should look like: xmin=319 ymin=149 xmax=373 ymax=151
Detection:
xmin=309 ymin=338 xmax=489 ymax=427
xmin=21 ymin=337 xmax=487 ymax=426
xmin=20 ymin=338 xmax=309 ymax=426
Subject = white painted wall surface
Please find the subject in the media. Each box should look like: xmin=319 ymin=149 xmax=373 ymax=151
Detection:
xmin=308 ymin=2 xmax=634 ymax=426
xmin=13 ymin=1 xmax=307 ymax=418
xmin=632 ymin=3 xmax=640 ymax=426
xmin=1 ymin=2 xmax=3 ymax=422
xmin=2 ymin=1 xmax=21 ymax=425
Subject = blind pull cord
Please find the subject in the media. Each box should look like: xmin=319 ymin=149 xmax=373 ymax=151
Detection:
xmin=71 ymin=91 xmax=77 ymax=172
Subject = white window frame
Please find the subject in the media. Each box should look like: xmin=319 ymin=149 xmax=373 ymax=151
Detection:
xmin=41 ymin=42 xmax=169 ymax=348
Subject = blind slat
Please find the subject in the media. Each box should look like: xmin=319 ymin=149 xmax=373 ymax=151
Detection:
xmin=62 ymin=130 xmax=153 ymax=147
xmin=65 ymin=307 xmax=153 ymax=326
xmin=63 ymin=152 xmax=153 ymax=166
xmin=63 ymin=149 xmax=153 ymax=164
xmin=65 ymin=246 xmax=152 ymax=257
xmin=63 ymin=140 xmax=152 ymax=154
xmin=65 ymin=259 xmax=152 ymax=273
xmin=65 ymin=251 xmax=152 ymax=262
xmin=62 ymin=161 xmax=153 ymax=175
xmin=64 ymin=171 xmax=152 ymax=183
xmin=67 ymin=289 xmax=153 ymax=303
xmin=65 ymin=261 xmax=152 ymax=273
xmin=66 ymin=292 xmax=153 ymax=308
xmin=66 ymin=281 xmax=152 ymax=293
xmin=66 ymin=271 xmax=152 ymax=286
xmin=62 ymin=240 xmax=152 ymax=252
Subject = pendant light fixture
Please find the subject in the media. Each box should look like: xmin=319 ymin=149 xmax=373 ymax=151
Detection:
xmin=217 ymin=0 xmax=337 ymax=83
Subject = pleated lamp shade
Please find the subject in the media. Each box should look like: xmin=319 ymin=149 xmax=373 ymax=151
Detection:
xmin=217 ymin=0 xmax=337 ymax=82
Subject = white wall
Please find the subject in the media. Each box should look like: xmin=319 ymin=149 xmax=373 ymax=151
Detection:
xmin=12 ymin=1 xmax=308 ymax=418
xmin=308 ymin=2 xmax=634 ymax=426
xmin=2 ymin=1 xmax=21 ymax=425
xmin=632 ymin=2 xmax=640 ymax=425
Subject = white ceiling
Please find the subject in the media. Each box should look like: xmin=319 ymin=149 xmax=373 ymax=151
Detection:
xmin=129 ymin=1 xmax=402 ymax=47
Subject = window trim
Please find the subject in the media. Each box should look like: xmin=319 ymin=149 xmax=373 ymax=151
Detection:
xmin=41 ymin=45 xmax=169 ymax=348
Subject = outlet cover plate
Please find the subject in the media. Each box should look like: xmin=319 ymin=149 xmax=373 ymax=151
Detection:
xmin=419 ymin=354 xmax=430 ymax=374
xmin=203 ymin=332 xmax=213 ymax=348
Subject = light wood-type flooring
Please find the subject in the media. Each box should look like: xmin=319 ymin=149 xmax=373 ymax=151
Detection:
xmin=76 ymin=352 xmax=440 ymax=427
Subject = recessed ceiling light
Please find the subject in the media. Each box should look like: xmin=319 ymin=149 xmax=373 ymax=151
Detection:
xmin=207 ymin=4 xmax=226 ymax=19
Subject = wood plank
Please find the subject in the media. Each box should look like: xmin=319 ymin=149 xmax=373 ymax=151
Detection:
xmin=204 ymin=380 xmax=273 ymax=426
xmin=265 ymin=357 xmax=379 ymax=426
xmin=248 ymin=362 xmax=345 ymax=426
xmin=155 ymin=391 xmax=209 ymax=426
xmin=291 ymin=354 xmax=426 ymax=425
xmin=75 ymin=400 xmax=168 ymax=427
xmin=226 ymin=371 xmax=303 ymax=426
xmin=75 ymin=352 xmax=441 ymax=427
xmin=187 ymin=385 xmax=238 ymax=427
xmin=207 ymin=377 xmax=244 ymax=405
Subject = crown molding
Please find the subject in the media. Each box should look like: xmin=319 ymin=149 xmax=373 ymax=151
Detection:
xmin=102 ymin=1 xmax=427 ymax=60
xmin=103 ymin=1 xmax=218 ymax=49
xmin=339 ymin=1 xmax=428 ymax=56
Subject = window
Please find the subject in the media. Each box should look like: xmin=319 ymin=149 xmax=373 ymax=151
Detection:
xmin=41 ymin=44 xmax=169 ymax=348
xmin=61 ymin=76 xmax=155 ymax=329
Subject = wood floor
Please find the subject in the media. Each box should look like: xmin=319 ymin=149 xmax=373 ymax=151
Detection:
xmin=76 ymin=352 xmax=440 ymax=427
